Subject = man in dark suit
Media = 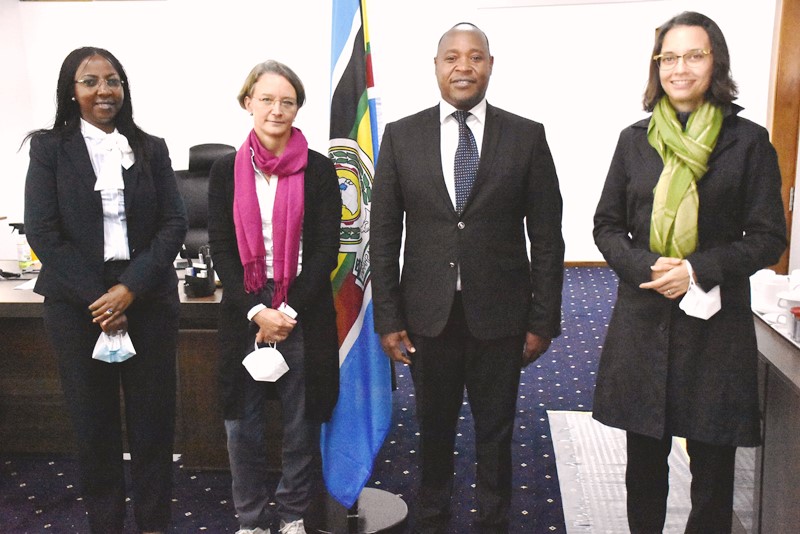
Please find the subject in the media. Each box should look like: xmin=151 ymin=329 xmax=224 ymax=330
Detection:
xmin=371 ymin=22 xmax=565 ymax=534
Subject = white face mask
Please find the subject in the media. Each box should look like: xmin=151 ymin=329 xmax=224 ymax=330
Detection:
xmin=679 ymin=261 xmax=721 ymax=320
xmin=92 ymin=331 xmax=136 ymax=363
xmin=242 ymin=342 xmax=289 ymax=382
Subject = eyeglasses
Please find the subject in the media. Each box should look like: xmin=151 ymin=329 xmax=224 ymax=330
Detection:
xmin=256 ymin=97 xmax=297 ymax=112
xmin=74 ymin=77 xmax=124 ymax=89
xmin=653 ymin=49 xmax=712 ymax=70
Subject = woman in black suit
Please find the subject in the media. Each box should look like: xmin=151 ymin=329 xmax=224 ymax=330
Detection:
xmin=207 ymin=60 xmax=340 ymax=534
xmin=24 ymin=47 xmax=187 ymax=534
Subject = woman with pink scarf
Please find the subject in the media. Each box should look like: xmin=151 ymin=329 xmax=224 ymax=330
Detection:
xmin=208 ymin=60 xmax=341 ymax=534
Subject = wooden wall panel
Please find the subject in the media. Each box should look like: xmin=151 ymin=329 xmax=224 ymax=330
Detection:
xmin=769 ymin=0 xmax=800 ymax=274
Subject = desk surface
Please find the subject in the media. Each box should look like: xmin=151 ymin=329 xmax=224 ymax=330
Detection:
xmin=0 ymin=261 xmax=221 ymax=320
xmin=754 ymin=313 xmax=800 ymax=395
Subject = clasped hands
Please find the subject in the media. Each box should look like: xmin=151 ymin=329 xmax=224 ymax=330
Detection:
xmin=89 ymin=283 xmax=134 ymax=335
xmin=639 ymin=256 xmax=693 ymax=299
xmin=379 ymin=330 xmax=551 ymax=368
xmin=253 ymin=307 xmax=297 ymax=344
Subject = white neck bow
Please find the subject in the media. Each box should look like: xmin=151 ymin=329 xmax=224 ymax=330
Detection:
xmin=91 ymin=130 xmax=135 ymax=191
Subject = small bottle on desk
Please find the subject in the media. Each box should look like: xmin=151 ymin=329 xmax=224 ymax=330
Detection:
xmin=9 ymin=223 xmax=39 ymax=272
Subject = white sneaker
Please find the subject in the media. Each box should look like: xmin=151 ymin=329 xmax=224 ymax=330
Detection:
xmin=279 ymin=519 xmax=306 ymax=534
xmin=235 ymin=528 xmax=270 ymax=534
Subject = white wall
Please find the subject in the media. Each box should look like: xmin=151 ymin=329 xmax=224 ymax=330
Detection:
xmin=0 ymin=0 xmax=778 ymax=261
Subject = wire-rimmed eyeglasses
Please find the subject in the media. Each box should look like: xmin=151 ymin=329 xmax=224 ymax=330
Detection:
xmin=256 ymin=97 xmax=298 ymax=112
xmin=74 ymin=77 xmax=124 ymax=89
xmin=653 ymin=49 xmax=712 ymax=70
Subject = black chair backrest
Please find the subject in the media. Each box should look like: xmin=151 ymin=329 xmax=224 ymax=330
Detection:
xmin=175 ymin=143 xmax=235 ymax=258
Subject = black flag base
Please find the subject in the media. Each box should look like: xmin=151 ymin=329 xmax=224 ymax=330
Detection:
xmin=307 ymin=488 xmax=408 ymax=534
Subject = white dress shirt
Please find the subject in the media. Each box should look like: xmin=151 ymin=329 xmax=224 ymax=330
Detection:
xmin=439 ymin=98 xmax=486 ymax=290
xmin=247 ymin=150 xmax=303 ymax=320
xmin=439 ymin=98 xmax=486 ymax=210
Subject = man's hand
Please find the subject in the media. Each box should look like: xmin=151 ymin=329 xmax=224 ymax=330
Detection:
xmin=522 ymin=332 xmax=551 ymax=367
xmin=379 ymin=330 xmax=415 ymax=365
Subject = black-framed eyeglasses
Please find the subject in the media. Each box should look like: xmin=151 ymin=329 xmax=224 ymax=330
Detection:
xmin=74 ymin=77 xmax=124 ymax=89
xmin=653 ymin=49 xmax=712 ymax=70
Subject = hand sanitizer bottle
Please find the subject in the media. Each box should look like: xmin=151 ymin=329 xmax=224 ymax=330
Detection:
xmin=9 ymin=223 xmax=38 ymax=272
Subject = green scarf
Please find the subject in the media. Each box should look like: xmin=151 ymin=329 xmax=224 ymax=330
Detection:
xmin=648 ymin=97 xmax=723 ymax=258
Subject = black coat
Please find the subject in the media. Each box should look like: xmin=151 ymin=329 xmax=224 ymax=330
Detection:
xmin=592 ymin=106 xmax=787 ymax=446
xmin=208 ymin=149 xmax=341 ymax=422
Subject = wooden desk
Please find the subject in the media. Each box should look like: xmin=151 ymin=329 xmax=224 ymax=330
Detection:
xmin=0 ymin=270 xmax=239 ymax=471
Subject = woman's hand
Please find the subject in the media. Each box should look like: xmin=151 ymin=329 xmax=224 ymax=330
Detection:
xmin=639 ymin=257 xmax=692 ymax=300
xmin=99 ymin=312 xmax=129 ymax=335
xmin=90 ymin=284 xmax=135 ymax=328
xmin=253 ymin=307 xmax=297 ymax=344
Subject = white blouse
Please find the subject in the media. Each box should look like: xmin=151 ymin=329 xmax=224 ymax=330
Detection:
xmin=80 ymin=119 xmax=134 ymax=261
xmin=246 ymin=151 xmax=304 ymax=320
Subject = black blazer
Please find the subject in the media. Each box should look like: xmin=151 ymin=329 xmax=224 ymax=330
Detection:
xmin=24 ymin=129 xmax=187 ymax=306
xmin=371 ymin=103 xmax=565 ymax=340
xmin=207 ymin=149 xmax=341 ymax=422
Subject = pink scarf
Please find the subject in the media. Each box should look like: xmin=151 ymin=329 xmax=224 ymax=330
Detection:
xmin=233 ymin=128 xmax=307 ymax=308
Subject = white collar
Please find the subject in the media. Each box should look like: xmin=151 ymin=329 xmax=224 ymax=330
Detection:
xmin=80 ymin=119 xmax=134 ymax=170
xmin=439 ymin=98 xmax=488 ymax=125
xmin=81 ymin=118 xmax=117 ymax=140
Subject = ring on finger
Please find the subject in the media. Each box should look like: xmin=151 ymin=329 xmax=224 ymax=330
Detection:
xmin=666 ymin=289 xmax=672 ymax=296
xmin=106 ymin=308 xmax=114 ymax=315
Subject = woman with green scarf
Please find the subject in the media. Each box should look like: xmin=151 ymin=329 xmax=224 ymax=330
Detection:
xmin=592 ymin=11 xmax=786 ymax=533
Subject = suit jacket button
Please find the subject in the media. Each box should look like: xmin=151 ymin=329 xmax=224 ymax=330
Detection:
xmin=457 ymin=222 xmax=465 ymax=230
xmin=449 ymin=262 xmax=455 ymax=268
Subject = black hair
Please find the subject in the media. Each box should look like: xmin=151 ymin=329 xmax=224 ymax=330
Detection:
xmin=437 ymin=22 xmax=491 ymax=55
xmin=23 ymin=47 xmax=151 ymax=167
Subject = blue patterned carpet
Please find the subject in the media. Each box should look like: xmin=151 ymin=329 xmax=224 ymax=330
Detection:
xmin=0 ymin=267 xmax=618 ymax=533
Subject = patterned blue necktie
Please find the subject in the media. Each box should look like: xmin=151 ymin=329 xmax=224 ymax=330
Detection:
xmin=453 ymin=110 xmax=479 ymax=213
